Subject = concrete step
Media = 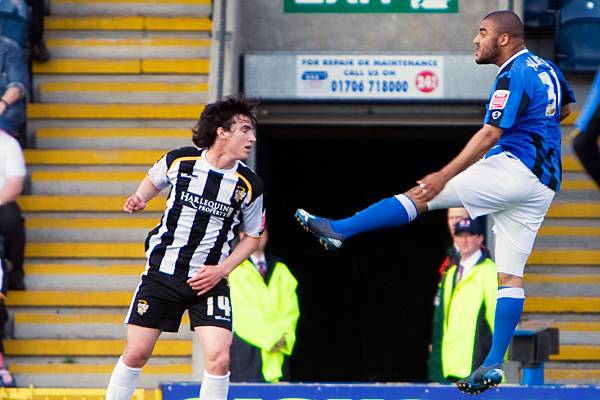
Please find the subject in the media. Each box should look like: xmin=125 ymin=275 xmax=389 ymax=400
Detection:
xmin=23 ymin=261 xmax=144 ymax=290
xmin=7 ymin=360 xmax=191 ymax=388
xmin=551 ymin=345 xmax=600 ymax=361
xmin=33 ymin=58 xmax=210 ymax=74
xmin=555 ymin=189 xmax=600 ymax=202
xmin=546 ymin=202 xmax=600 ymax=218
xmin=525 ymin=273 xmax=600 ymax=296
xmin=28 ymin=103 xmax=204 ymax=119
xmin=5 ymin=338 xmax=190 ymax=356
xmin=545 ymin=364 xmax=600 ymax=384
xmin=46 ymin=37 xmax=211 ymax=59
xmin=562 ymin=179 xmax=600 ymax=190
xmin=563 ymin=155 xmax=583 ymax=172
xmin=0 ymin=387 xmax=157 ymax=397
xmin=524 ymin=297 xmax=600 ymax=313
xmin=26 ymin=214 xmax=155 ymax=241
xmin=45 ymin=16 xmax=212 ymax=31
xmin=6 ymin=290 xmax=134 ymax=307
xmin=528 ymin=249 xmax=600 ymax=265
xmin=38 ymin=81 xmax=208 ymax=103
xmin=554 ymin=321 xmax=600 ymax=345
xmin=19 ymin=195 xmax=166 ymax=212
xmin=50 ymin=0 xmax=211 ymax=16
xmin=34 ymin=127 xmax=191 ymax=149
xmin=14 ymin=312 xmax=192 ymax=339
xmin=30 ymin=170 xmax=145 ymax=195
xmin=25 ymin=149 xmax=166 ymax=165
xmin=24 ymin=242 xmax=144 ymax=259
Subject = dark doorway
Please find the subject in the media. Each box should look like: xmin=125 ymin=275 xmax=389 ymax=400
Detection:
xmin=256 ymin=124 xmax=473 ymax=383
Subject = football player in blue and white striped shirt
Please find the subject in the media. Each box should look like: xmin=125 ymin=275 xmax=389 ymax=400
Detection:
xmin=296 ymin=11 xmax=574 ymax=394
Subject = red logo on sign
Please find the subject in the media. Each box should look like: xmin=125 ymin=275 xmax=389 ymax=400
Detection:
xmin=489 ymin=90 xmax=510 ymax=110
xmin=416 ymin=70 xmax=438 ymax=93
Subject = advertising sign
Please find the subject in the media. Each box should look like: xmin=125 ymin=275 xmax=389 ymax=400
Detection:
xmin=297 ymin=55 xmax=443 ymax=99
xmin=161 ymin=382 xmax=600 ymax=400
xmin=285 ymin=0 xmax=459 ymax=13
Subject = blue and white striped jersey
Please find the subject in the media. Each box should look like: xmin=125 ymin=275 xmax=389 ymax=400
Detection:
xmin=144 ymin=147 xmax=265 ymax=278
xmin=484 ymin=49 xmax=575 ymax=192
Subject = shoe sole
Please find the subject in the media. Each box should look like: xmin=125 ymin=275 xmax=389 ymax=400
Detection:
xmin=294 ymin=209 xmax=342 ymax=251
xmin=456 ymin=379 xmax=500 ymax=395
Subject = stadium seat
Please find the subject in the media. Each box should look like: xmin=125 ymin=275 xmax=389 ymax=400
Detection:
xmin=524 ymin=0 xmax=557 ymax=30
xmin=556 ymin=0 xmax=600 ymax=71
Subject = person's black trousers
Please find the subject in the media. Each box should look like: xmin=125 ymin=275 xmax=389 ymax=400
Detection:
xmin=0 ymin=202 xmax=26 ymax=290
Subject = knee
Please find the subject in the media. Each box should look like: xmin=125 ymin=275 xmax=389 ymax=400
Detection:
xmin=204 ymin=347 xmax=230 ymax=375
xmin=122 ymin=343 xmax=152 ymax=368
xmin=498 ymin=273 xmax=523 ymax=288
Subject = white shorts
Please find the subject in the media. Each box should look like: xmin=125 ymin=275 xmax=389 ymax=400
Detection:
xmin=427 ymin=152 xmax=555 ymax=277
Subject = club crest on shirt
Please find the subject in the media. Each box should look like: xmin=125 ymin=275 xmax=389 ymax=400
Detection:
xmin=234 ymin=186 xmax=247 ymax=203
xmin=489 ymin=90 xmax=510 ymax=110
xmin=137 ymin=299 xmax=149 ymax=316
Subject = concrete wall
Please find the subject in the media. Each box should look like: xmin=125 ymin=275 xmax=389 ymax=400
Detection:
xmin=239 ymin=0 xmax=519 ymax=54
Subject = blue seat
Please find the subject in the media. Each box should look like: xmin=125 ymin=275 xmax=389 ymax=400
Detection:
xmin=557 ymin=0 xmax=600 ymax=71
xmin=524 ymin=0 xmax=556 ymax=30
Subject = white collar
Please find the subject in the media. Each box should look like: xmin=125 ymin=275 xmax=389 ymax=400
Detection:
xmin=459 ymin=249 xmax=483 ymax=276
xmin=497 ymin=48 xmax=529 ymax=75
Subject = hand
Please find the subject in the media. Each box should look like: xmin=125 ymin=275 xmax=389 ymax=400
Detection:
xmin=123 ymin=194 xmax=146 ymax=213
xmin=187 ymin=264 xmax=227 ymax=295
xmin=414 ymin=171 xmax=450 ymax=202
xmin=0 ymin=102 xmax=6 ymax=116
xmin=270 ymin=336 xmax=286 ymax=352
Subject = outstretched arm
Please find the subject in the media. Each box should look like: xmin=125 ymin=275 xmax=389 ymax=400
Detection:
xmin=414 ymin=124 xmax=503 ymax=202
xmin=123 ymin=177 xmax=161 ymax=213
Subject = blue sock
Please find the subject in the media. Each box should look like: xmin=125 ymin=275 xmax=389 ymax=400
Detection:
xmin=483 ymin=287 xmax=525 ymax=367
xmin=330 ymin=195 xmax=418 ymax=238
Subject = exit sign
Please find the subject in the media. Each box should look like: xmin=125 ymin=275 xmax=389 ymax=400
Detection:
xmin=284 ymin=0 xmax=458 ymax=13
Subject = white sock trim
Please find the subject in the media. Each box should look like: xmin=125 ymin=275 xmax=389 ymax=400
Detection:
xmin=394 ymin=194 xmax=418 ymax=221
xmin=498 ymin=287 xmax=525 ymax=299
xmin=202 ymin=370 xmax=230 ymax=380
xmin=119 ymin=356 xmax=142 ymax=372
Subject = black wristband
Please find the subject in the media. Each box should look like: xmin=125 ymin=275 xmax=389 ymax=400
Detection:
xmin=0 ymin=99 xmax=8 ymax=107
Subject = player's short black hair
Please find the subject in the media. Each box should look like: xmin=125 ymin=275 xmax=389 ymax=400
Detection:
xmin=483 ymin=10 xmax=524 ymax=41
xmin=192 ymin=94 xmax=259 ymax=148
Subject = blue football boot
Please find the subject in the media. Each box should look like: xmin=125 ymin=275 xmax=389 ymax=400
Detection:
xmin=456 ymin=363 xmax=503 ymax=395
xmin=294 ymin=208 xmax=345 ymax=251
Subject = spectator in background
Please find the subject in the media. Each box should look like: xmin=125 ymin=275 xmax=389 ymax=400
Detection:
xmin=437 ymin=218 xmax=497 ymax=382
xmin=229 ymin=228 xmax=300 ymax=383
xmin=572 ymin=70 xmax=600 ymax=188
xmin=0 ymin=0 xmax=30 ymax=147
xmin=0 ymin=129 xmax=27 ymax=290
xmin=428 ymin=207 xmax=469 ymax=382
xmin=0 ymin=237 xmax=16 ymax=386
xmin=26 ymin=0 xmax=49 ymax=62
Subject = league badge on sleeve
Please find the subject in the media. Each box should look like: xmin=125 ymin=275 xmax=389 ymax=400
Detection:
xmin=489 ymin=90 xmax=510 ymax=110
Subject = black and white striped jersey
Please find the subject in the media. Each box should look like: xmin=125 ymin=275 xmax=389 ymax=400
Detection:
xmin=144 ymin=147 xmax=265 ymax=278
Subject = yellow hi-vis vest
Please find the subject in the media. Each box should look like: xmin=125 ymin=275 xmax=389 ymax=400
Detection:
xmin=441 ymin=257 xmax=497 ymax=379
xmin=229 ymin=258 xmax=300 ymax=382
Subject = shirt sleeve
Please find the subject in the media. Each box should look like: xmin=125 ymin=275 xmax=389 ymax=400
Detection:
xmin=146 ymin=153 xmax=170 ymax=190
xmin=240 ymin=193 xmax=265 ymax=237
xmin=484 ymin=68 xmax=528 ymax=129
xmin=5 ymin=137 xmax=26 ymax=177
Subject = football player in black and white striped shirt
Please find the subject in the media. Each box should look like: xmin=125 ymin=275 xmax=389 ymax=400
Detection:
xmin=106 ymin=95 xmax=265 ymax=400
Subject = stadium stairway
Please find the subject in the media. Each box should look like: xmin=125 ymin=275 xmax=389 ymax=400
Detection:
xmin=10 ymin=0 xmax=212 ymax=388
xmin=523 ymin=113 xmax=600 ymax=384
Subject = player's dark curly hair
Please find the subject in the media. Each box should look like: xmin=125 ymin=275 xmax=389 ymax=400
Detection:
xmin=192 ymin=94 xmax=259 ymax=148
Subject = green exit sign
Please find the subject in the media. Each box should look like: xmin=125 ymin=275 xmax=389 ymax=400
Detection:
xmin=285 ymin=0 xmax=458 ymax=13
